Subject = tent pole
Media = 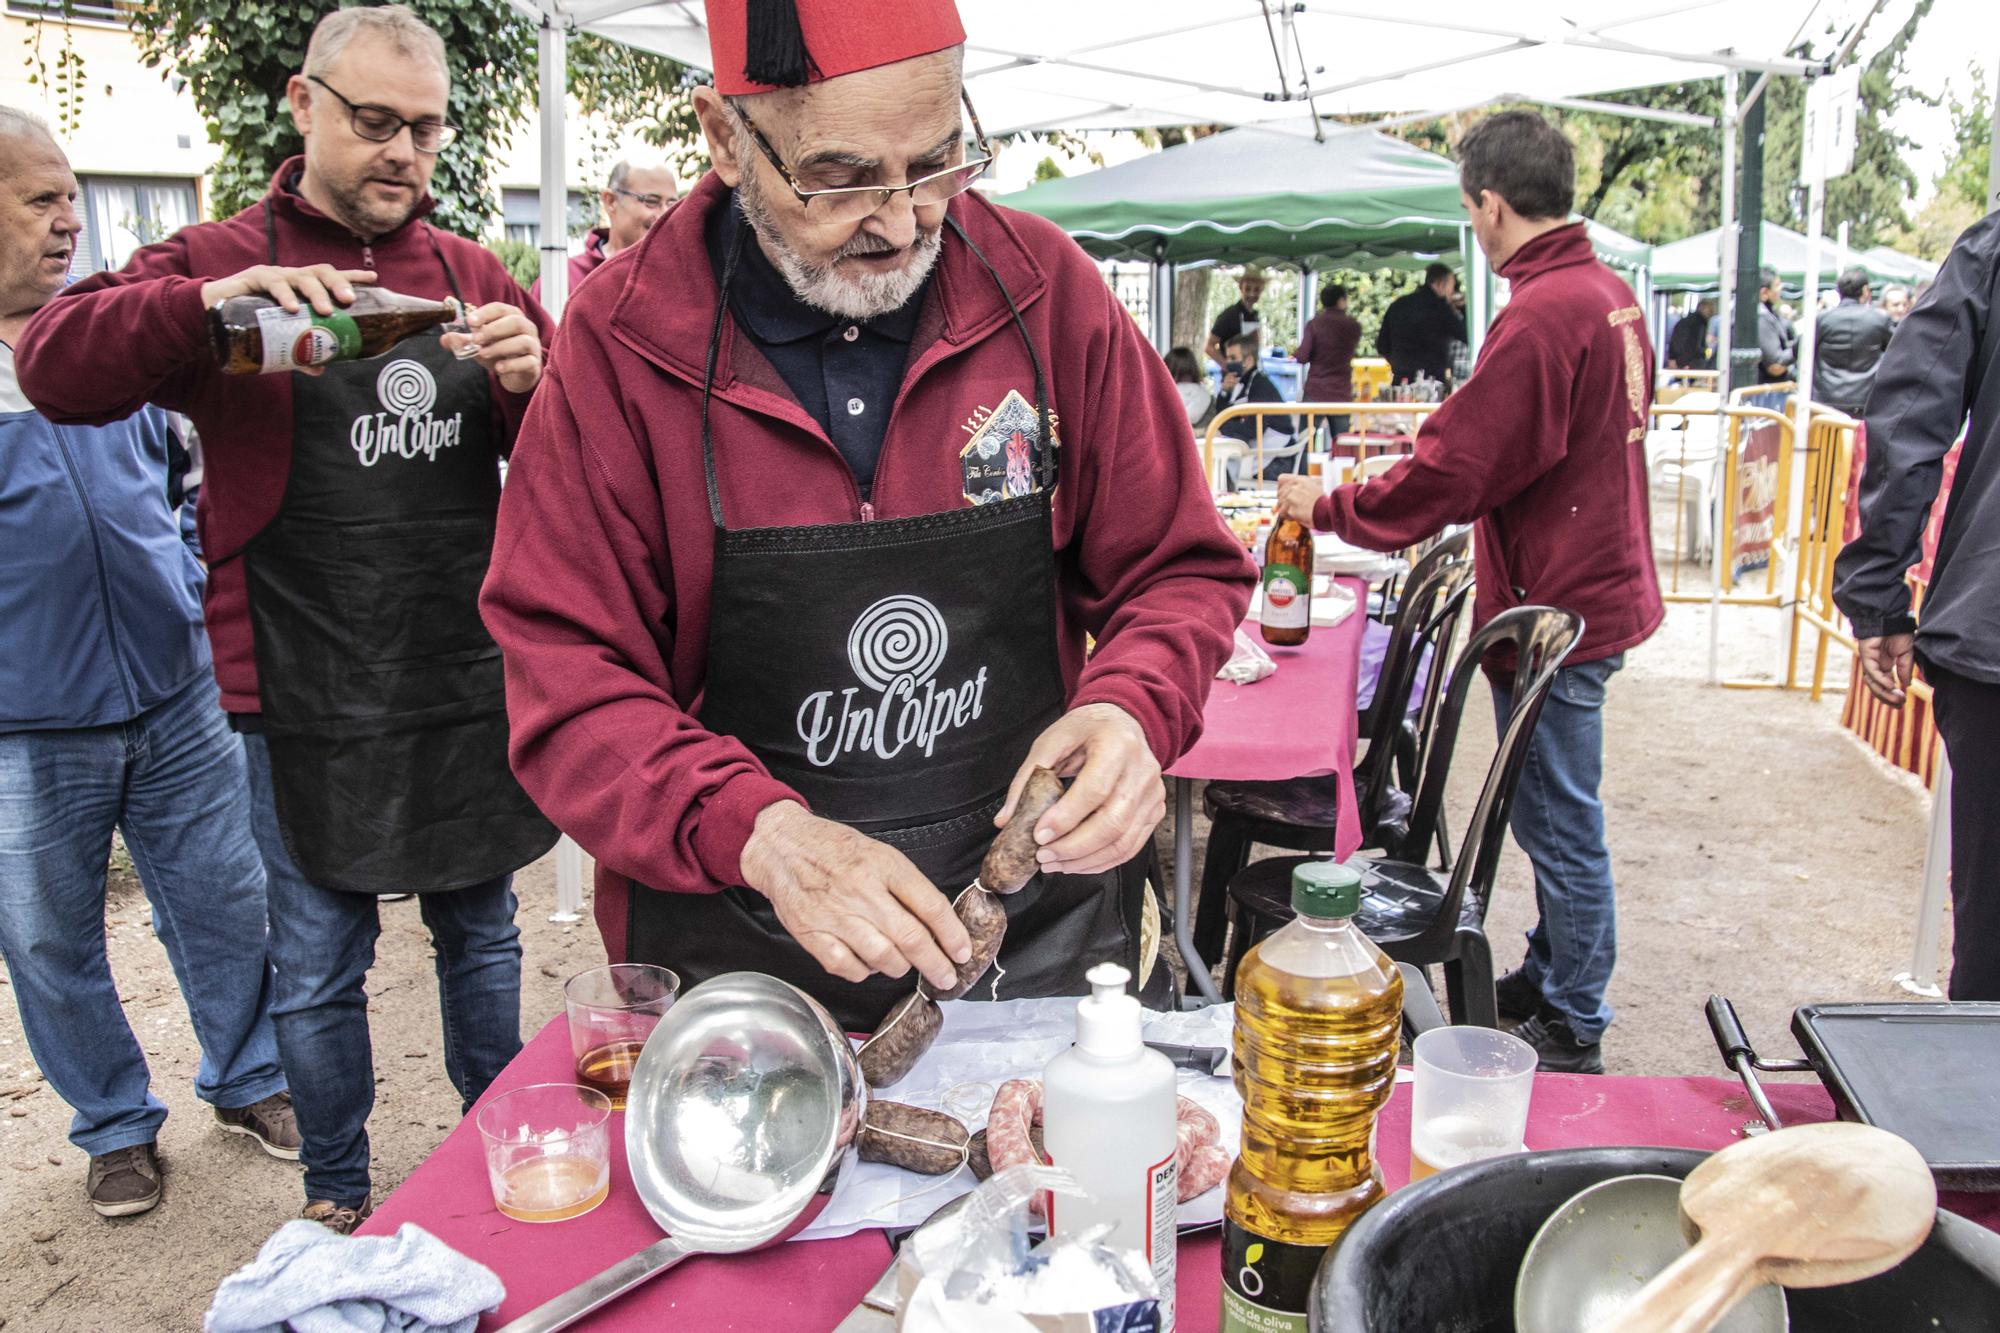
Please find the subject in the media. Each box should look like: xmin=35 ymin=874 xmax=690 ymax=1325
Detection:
xmin=537 ymin=14 xmax=571 ymax=321
xmin=1464 ymin=224 xmax=1490 ymax=365
xmin=1150 ymin=254 xmax=1173 ymax=353
xmin=1296 ymin=261 xmax=1313 ymax=353
xmin=1896 ymin=750 xmax=1951 ymax=996
xmin=1989 ymin=51 xmax=1999 ymax=212
xmin=537 ymin=10 xmax=584 ymax=923
xmin=1710 ymin=68 xmax=1737 ymax=688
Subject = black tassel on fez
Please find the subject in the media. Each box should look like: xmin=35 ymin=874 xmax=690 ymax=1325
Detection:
xmin=743 ymin=0 xmax=816 ymax=86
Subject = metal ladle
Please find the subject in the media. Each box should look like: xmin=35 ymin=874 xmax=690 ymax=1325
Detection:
xmin=496 ymin=971 xmax=868 ymax=1333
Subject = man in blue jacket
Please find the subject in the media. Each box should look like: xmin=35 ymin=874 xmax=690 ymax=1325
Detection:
xmin=0 ymin=109 xmax=297 ymax=1217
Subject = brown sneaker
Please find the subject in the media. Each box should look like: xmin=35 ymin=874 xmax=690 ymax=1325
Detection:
xmin=301 ymin=1198 xmax=373 ymax=1234
xmin=215 ymin=1091 xmax=302 ymax=1160
xmin=87 ymin=1143 xmax=163 ymax=1218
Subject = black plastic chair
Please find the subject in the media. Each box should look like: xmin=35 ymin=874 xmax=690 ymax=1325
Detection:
xmin=1188 ymin=549 xmax=1475 ymax=967
xmin=1218 ymin=605 xmax=1585 ymax=1024
xmin=1368 ymin=525 xmax=1471 ymax=627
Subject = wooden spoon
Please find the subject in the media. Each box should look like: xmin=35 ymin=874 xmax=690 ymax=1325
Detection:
xmin=1596 ymin=1121 xmax=1935 ymax=1333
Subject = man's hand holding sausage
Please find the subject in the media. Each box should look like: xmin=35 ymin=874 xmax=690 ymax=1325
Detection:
xmin=998 ymin=702 xmax=1165 ymax=877
xmin=739 ymin=799 xmax=972 ymax=993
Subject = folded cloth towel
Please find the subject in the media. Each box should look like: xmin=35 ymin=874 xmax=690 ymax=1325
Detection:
xmin=205 ymin=1220 xmax=504 ymax=1333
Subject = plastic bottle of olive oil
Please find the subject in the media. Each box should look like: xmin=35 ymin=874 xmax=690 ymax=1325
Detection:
xmin=1220 ymin=861 xmax=1403 ymax=1333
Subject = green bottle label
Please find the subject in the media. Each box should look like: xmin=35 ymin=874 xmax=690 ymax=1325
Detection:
xmin=1261 ymin=561 xmax=1310 ymax=629
xmin=1219 ymin=1218 xmax=1323 ymax=1333
xmin=255 ymin=306 xmax=363 ymax=372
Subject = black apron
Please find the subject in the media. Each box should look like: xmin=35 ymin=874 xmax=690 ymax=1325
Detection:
xmin=626 ymin=217 xmax=1152 ymax=1031
xmin=241 ymin=203 xmax=556 ymax=894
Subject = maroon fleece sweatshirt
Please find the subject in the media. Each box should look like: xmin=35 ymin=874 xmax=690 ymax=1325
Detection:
xmin=1314 ymin=223 xmax=1664 ymax=671
xmin=478 ymin=174 xmax=1255 ymax=959
xmin=15 ymin=159 xmax=551 ymax=713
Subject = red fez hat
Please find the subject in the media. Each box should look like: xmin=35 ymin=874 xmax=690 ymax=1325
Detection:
xmin=707 ymin=0 xmax=966 ymax=96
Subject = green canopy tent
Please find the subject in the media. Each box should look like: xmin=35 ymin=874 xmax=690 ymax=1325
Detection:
xmin=992 ymin=121 xmax=1651 ymax=357
xmin=1650 ymin=221 xmax=1932 ymax=295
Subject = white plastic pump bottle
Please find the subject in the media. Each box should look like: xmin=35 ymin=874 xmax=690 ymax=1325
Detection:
xmin=1042 ymin=962 xmax=1180 ymax=1328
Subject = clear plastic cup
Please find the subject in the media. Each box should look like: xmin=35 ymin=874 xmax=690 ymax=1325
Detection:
xmin=476 ymin=1083 xmax=612 ymax=1223
xmin=564 ymin=963 xmax=679 ymax=1111
xmin=1408 ymin=1026 xmax=1538 ymax=1182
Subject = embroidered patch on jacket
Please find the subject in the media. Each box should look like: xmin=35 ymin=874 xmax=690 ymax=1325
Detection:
xmin=959 ymin=389 xmax=1060 ymax=506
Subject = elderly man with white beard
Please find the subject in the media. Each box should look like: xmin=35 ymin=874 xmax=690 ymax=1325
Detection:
xmin=479 ymin=0 xmax=1254 ymax=1030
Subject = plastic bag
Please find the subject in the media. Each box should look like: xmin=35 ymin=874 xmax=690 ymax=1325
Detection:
xmin=1216 ymin=628 xmax=1275 ymax=684
xmin=896 ymin=1164 xmax=1160 ymax=1333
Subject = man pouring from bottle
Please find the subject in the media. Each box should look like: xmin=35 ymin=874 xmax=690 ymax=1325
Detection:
xmin=16 ymin=6 xmax=556 ymax=1230
xmin=480 ymin=0 xmax=1253 ymax=1028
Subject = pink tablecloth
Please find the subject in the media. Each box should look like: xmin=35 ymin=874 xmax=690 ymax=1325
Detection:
xmin=1167 ymin=577 xmax=1370 ymax=858
xmin=363 ymin=1015 xmax=1998 ymax=1330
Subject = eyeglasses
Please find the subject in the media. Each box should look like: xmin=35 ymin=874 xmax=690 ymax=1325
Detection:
xmin=736 ymin=90 xmax=993 ymax=225
xmin=610 ymin=186 xmax=672 ymax=210
xmin=308 ymin=75 xmax=458 ymax=154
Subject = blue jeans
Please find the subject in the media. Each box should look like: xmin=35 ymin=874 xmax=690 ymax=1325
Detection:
xmin=1490 ymin=654 xmax=1623 ymax=1043
xmin=241 ymin=733 xmax=523 ymax=1208
xmin=0 ymin=676 xmax=283 ymax=1155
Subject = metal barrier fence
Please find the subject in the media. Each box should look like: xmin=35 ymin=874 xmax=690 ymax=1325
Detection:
xmin=1202 ymin=396 xmax=1866 ymax=696
xmin=1199 ymin=401 xmax=1441 ymax=492
xmin=1787 ymin=406 xmax=1862 ymax=699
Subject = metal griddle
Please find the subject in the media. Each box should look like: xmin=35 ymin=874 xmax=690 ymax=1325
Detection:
xmin=1707 ymin=995 xmax=2000 ymax=1192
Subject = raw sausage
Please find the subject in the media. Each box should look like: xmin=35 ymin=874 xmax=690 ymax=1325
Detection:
xmin=967 ymin=1122 xmax=1047 ymax=1180
xmin=919 ymin=884 xmax=1007 ymax=1002
xmin=983 ymin=1078 xmax=1232 ymax=1203
xmin=1181 ymin=1142 xmax=1232 ymax=1199
xmin=1174 ymin=1096 xmax=1229 ymax=1201
xmin=858 ymin=1101 xmax=971 ymax=1176
xmin=980 ymin=767 xmax=1064 ymax=894
xmin=855 ymin=990 xmax=941 ymax=1088
xmin=985 ymin=1078 xmax=1047 ymax=1174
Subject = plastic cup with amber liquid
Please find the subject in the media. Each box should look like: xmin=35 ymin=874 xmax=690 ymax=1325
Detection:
xmin=564 ymin=963 xmax=680 ymax=1110
xmin=476 ymin=1083 xmax=613 ymax=1223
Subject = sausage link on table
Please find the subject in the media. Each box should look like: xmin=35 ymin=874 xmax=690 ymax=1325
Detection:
xmin=981 ymin=1078 xmax=1232 ymax=1203
xmin=857 ymin=1101 xmax=971 ymax=1176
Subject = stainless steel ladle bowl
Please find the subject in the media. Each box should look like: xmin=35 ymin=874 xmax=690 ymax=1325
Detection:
xmin=498 ymin=972 xmax=867 ymax=1333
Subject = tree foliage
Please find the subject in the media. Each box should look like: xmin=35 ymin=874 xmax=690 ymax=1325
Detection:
xmin=120 ymin=0 xmax=690 ymax=237
xmin=1759 ymin=0 xmax=1933 ymax=250
xmin=1889 ymin=63 xmax=1992 ymax=260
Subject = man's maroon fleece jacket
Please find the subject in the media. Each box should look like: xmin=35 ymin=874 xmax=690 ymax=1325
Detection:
xmin=1316 ymin=223 xmax=1664 ymax=672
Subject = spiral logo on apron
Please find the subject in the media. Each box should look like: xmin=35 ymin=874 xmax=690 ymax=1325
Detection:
xmin=847 ymin=594 xmax=949 ymax=690
xmin=376 ymin=359 xmax=439 ymax=418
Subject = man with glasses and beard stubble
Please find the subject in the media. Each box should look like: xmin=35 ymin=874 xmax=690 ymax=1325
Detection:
xmin=531 ymin=158 xmax=679 ymax=307
xmin=480 ymin=0 xmax=1254 ymax=1031
xmin=17 ymin=5 xmax=556 ymax=1232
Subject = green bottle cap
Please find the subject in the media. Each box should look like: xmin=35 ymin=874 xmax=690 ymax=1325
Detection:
xmin=1292 ymin=860 xmax=1362 ymax=919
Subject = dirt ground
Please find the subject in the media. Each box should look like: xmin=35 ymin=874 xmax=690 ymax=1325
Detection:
xmin=0 ymin=578 xmax=1946 ymax=1330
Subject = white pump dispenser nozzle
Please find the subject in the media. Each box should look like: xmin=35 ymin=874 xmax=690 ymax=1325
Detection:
xmin=1075 ymin=961 xmax=1143 ymax=1058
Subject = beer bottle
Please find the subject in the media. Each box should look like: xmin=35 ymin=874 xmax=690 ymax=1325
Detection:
xmin=208 ymin=287 xmax=464 ymax=376
xmin=1260 ymin=515 xmax=1314 ymax=646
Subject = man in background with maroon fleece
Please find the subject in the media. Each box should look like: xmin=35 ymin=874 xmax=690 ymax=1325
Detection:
xmin=16 ymin=5 xmax=556 ymax=1229
xmin=1278 ymin=111 xmax=1661 ymax=1073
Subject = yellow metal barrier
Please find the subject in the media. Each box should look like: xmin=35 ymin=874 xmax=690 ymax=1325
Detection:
xmin=1199 ymin=401 xmax=1441 ymax=492
xmin=1654 ymin=404 xmax=1795 ymax=608
xmin=1786 ymin=407 xmax=1861 ymax=699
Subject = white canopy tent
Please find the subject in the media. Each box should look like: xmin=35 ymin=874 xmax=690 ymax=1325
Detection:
xmin=509 ymin=0 xmax=1833 ymax=319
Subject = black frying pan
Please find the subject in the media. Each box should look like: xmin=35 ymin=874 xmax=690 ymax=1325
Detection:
xmin=1708 ymin=995 xmax=2000 ymax=1192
